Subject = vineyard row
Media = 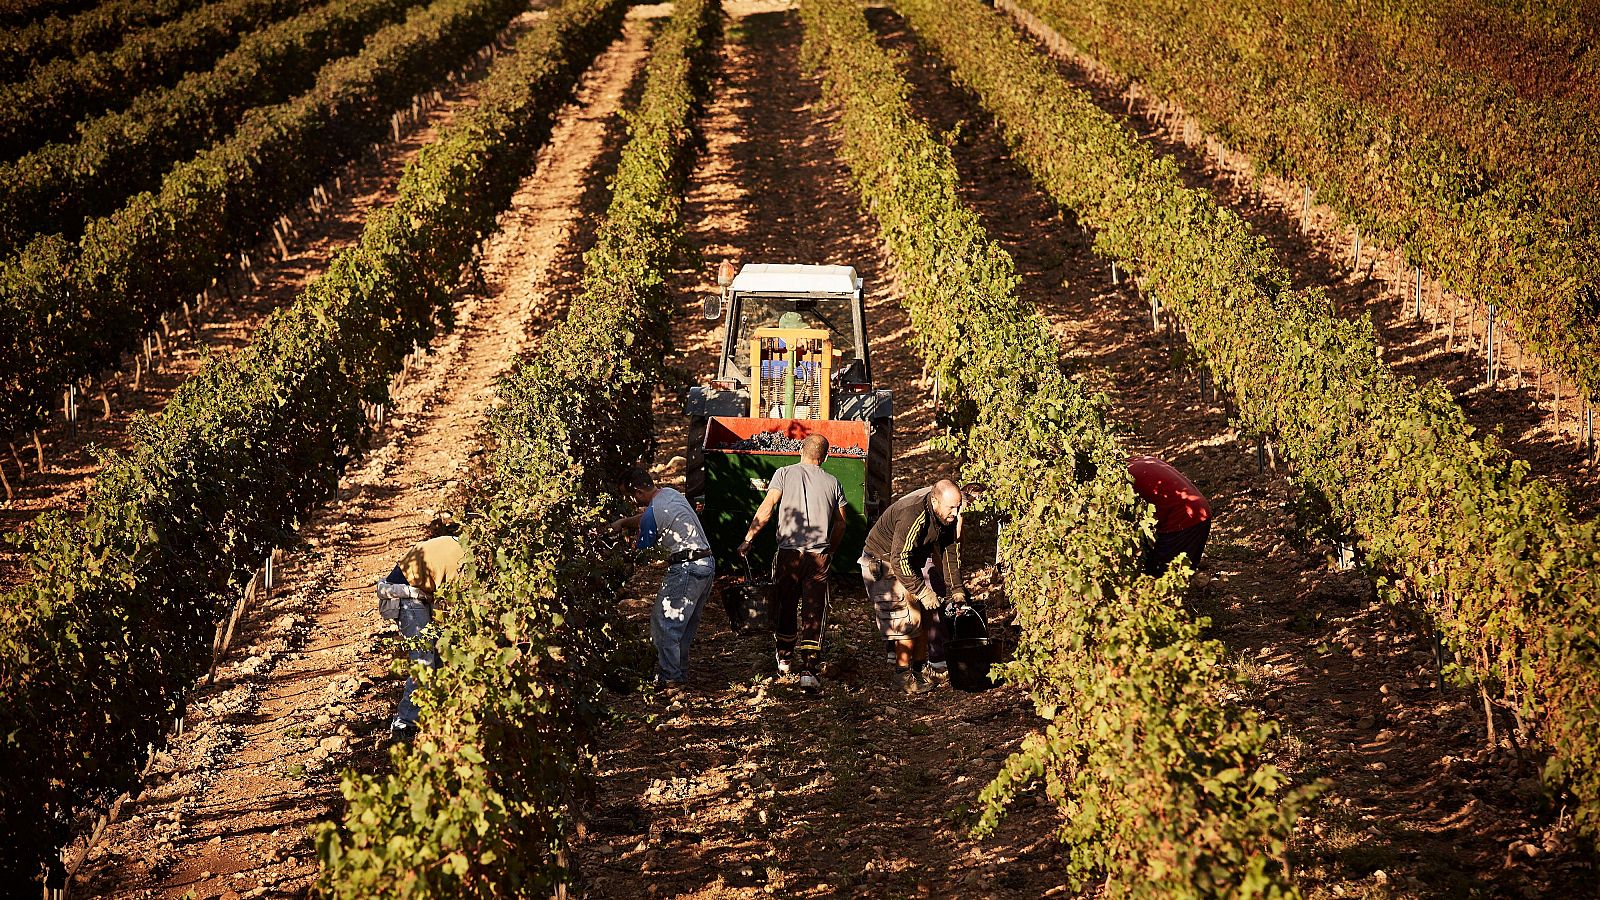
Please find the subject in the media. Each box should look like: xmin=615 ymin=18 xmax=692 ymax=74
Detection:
xmin=0 ymin=0 xmax=618 ymax=883
xmin=1013 ymin=0 xmax=1600 ymax=409
xmin=318 ymin=0 xmax=718 ymax=890
xmin=0 ymin=0 xmax=428 ymax=253
xmin=0 ymin=0 xmax=321 ymax=157
xmin=902 ymin=0 xmax=1600 ymax=841
xmin=802 ymin=0 xmax=1310 ymax=895
xmin=0 ymin=0 xmax=206 ymax=82
xmin=0 ymin=0 xmax=530 ymax=452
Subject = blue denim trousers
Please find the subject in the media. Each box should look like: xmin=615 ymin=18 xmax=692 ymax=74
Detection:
xmin=393 ymin=595 xmax=438 ymax=727
xmin=652 ymin=557 xmax=715 ymax=683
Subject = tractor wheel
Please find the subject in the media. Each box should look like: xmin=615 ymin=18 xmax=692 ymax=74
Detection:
xmin=868 ymin=416 xmax=893 ymax=516
xmin=685 ymin=414 xmax=708 ymax=501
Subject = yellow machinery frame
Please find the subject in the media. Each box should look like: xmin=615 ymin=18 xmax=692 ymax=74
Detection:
xmin=749 ymin=326 xmax=834 ymax=419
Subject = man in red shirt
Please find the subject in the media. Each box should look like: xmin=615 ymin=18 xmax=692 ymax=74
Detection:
xmin=1128 ymin=456 xmax=1212 ymax=577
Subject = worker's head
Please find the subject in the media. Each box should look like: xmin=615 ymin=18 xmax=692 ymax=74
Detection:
xmin=800 ymin=434 xmax=830 ymax=465
xmin=930 ymin=479 xmax=964 ymax=526
xmin=623 ymin=465 xmax=658 ymax=505
xmin=426 ymin=511 xmax=461 ymax=539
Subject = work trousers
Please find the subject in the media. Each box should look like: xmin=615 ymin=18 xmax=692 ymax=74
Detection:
xmin=1145 ymin=519 xmax=1212 ymax=576
xmin=772 ymin=548 xmax=830 ymax=672
xmin=653 ymin=556 xmax=716 ymax=683
xmin=392 ymin=595 xmax=438 ymax=728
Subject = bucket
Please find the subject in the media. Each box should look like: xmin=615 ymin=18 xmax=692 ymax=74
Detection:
xmin=945 ymin=605 xmax=994 ymax=692
xmin=724 ymin=559 xmax=771 ymax=633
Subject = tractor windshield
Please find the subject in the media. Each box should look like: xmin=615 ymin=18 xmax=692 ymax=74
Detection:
xmin=732 ymin=295 xmax=860 ymax=377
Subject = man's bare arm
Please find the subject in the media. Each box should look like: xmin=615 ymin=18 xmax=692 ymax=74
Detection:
xmin=739 ymin=488 xmax=782 ymax=555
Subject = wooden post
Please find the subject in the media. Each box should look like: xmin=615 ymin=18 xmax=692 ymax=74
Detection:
xmin=1486 ymin=304 xmax=1496 ymax=385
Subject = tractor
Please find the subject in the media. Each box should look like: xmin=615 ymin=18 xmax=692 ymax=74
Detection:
xmin=684 ymin=262 xmax=893 ymax=574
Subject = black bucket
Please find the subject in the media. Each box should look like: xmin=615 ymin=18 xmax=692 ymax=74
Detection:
xmin=724 ymin=559 xmax=771 ymax=633
xmin=945 ymin=605 xmax=994 ymax=692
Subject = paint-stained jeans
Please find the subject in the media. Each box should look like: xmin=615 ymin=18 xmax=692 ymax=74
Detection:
xmin=393 ymin=595 xmax=437 ymax=727
xmin=653 ymin=557 xmax=716 ymax=683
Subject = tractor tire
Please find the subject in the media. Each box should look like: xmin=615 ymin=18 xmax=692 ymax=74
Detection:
xmin=868 ymin=416 xmax=893 ymax=516
xmin=685 ymin=414 xmax=708 ymax=501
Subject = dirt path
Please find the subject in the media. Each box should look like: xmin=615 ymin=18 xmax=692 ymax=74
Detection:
xmin=0 ymin=7 xmax=554 ymax=590
xmin=876 ymin=7 xmax=1596 ymax=897
xmin=70 ymin=16 xmax=654 ymax=898
xmin=990 ymin=0 xmax=1599 ymax=519
xmin=571 ymin=4 xmax=1075 ymax=898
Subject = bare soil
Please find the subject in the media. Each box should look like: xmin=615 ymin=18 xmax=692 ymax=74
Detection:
xmin=570 ymin=3 xmax=1077 ymax=897
xmin=71 ymin=16 xmax=654 ymax=897
xmin=876 ymin=6 xmax=1596 ymax=897
xmin=0 ymin=7 xmax=550 ymax=589
xmin=993 ymin=0 xmax=1600 ymax=519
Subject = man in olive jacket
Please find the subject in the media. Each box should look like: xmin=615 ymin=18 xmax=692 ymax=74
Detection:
xmin=859 ymin=480 xmax=967 ymax=694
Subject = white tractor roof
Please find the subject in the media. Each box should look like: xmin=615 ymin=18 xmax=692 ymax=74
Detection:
xmin=729 ymin=263 xmax=860 ymax=296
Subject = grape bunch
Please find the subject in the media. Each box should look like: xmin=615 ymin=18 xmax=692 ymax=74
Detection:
xmin=724 ymin=432 xmax=867 ymax=457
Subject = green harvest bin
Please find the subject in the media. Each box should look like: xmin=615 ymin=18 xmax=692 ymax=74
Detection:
xmin=701 ymin=417 xmax=869 ymax=577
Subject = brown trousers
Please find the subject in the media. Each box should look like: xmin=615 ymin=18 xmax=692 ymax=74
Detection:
xmin=772 ymin=548 xmax=830 ymax=670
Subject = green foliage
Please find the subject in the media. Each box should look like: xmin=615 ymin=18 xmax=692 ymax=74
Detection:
xmin=0 ymin=0 xmax=529 ymax=448
xmin=800 ymin=1 xmax=1310 ymax=895
xmin=0 ymin=0 xmax=207 ymax=82
xmin=315 ymin=0 xmax=719 ymax=893
xmin=898 ymin=0 xmax=1600 ymax=843
xmin=0 ymin=0 xmax=625 ymax=884
xmin=0 ymin=0 xmax=323 ymax=157
xmin=0 ymin=0 xmax=98 ymax=27
xmin=1015 ymin=0 xmax=1600 ymax=407
xmin=0 ymin=0 xmax=428 ymax=252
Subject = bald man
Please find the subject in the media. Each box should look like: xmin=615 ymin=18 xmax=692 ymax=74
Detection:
xmin=740 ymin=434 xmax=847 ymax=694
xmin=860 ymin=480 xmax=968 ymax=694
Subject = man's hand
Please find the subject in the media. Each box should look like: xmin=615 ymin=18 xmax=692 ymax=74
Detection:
xmin=915 ymin=584 xmax=942 ymax=610
xmin=738 ymin=540 xmax=752 ymax=558
xmin=607 ymin=517 xmax=629 ymax=533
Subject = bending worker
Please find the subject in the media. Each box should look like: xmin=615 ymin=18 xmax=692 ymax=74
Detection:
xmin=738 ymin=433 xmax=847 ymax=694
xmin=375 ymin=516 xmax=464 ymax=744
xmin=610 ymin=466 xmax=716 ymax=692
xmin=860 ymin=480 xmax=967 ymax=695
xmin=1129 ymin=455 xmax=1212 ymax=576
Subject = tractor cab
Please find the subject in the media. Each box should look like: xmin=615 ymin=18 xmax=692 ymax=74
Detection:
xmin=685 ymin=263 xmax=894 ymax=574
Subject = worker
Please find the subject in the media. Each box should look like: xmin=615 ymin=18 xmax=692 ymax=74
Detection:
xmin=1129 ymin=455 xmax=1212 ymax=576
xmin=738 ymin=434 xmax=847 ymax=694
xmin=860 ymin=480 xmax=968 ymax=694
xmin=375 ymin=515 xmax=464 ymax=744
xmin=610 ymin=466 xmax=716 ymax=692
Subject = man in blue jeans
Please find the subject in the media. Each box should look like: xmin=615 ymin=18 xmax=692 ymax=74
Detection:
xmin=375 ymin=516 xmax=464 ymax=744
xmin=610 ymin=466 xmax=716 ymax=692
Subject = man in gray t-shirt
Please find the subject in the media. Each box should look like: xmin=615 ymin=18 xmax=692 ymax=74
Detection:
xmin=739 ymin=434 xmax=846 ymax=693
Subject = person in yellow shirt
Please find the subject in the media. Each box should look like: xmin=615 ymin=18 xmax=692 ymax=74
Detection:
xmin=375 ymin=516 xmax=464 ymax=743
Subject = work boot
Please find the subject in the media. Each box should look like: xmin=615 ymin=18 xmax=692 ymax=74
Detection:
xmin=775 ymin=652 xmax=793 ymax=676
xmin=387 ymin=720 xmax=418 ymax=746
xmin=799 ymin=671 xmax=822 ymax=695
xmin=892 ymin=666 xmax=930 ymax=695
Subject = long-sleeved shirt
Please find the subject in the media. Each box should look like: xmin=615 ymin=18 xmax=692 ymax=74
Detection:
xmin=863 ymin=487 xmax=962 ymax=597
